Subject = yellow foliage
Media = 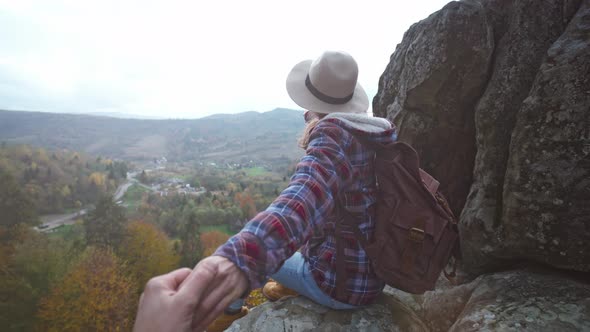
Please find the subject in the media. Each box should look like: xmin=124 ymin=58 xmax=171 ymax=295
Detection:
xmin=37 ymin=248 xmax=136 ymax=332
xmin=88 ymin=172 xmax=105 ymax=187
xmin=34 ymin=148 xmax=49 ymax=165
xmin=60 ymin=185 xmax=71 ymax=198
xmin=119 ymin=221 xmax=180 ymax=292
xmin=225 ymin=182 xmax=238 ymax=192
xmin=245 ymin=288 xmax=268 ymax=308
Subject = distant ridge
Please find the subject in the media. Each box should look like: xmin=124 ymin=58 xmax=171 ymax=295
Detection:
xmin=0 ymin=108 xmax=305 ymax=165
xmin=202 ymin=108 xmax=303 ymax=120
xmin=0 ymin=107 xmax=303 ymax=120
xmin=85 ymin=112 xmax=167 ymax=120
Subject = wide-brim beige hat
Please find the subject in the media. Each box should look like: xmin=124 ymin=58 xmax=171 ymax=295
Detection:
xmin=286 ymin=51 xmax=369 ymax=114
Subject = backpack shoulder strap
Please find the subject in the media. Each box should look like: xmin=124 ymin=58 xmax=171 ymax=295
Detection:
xmin=334 ymin=197 xmax=370 ymax=301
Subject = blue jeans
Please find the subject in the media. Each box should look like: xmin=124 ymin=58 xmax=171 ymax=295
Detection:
xmin=228 ymin=252 xmax=359 ymax=311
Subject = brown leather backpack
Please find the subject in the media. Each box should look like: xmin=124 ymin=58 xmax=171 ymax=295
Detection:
xmin=335 ymin=138 xmax=460 ymax=297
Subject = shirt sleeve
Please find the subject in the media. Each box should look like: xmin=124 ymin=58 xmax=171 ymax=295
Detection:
xmin=213 ymin=121 xmax=354 ymax=290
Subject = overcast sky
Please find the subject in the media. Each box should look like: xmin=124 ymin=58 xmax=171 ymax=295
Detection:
xmin=0 ymin=0 xmax=450 ymax=119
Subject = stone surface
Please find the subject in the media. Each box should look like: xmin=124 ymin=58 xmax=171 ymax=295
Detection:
xmin=384 ymin=269 xmax=590 ymax=332
xmin=226 ymin=295 xmax=428 ymax=332
xmin=501 ymin=0 xmax=590 ymax=273
xmin=230 ymin=269 xmax=590 ymax=332
xmin=448 ymin=269 xmax=590 ymax=331
xmin=460 ymin=0 xmax=588 ymax=274
xmin=383 ymin=277 xmax=477 ymax=332
xmin=373 ymin=0 xmax=589 ymax=273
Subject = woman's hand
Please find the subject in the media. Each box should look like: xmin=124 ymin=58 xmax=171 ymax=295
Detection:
xmin=185 ymin=256 xmax=249 ymax=331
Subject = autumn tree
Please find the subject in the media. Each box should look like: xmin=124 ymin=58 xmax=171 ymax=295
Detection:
xmin=200 ymin=230 xmax=230 ymax=257
xmin=84 ymin=195 xmax=126 ymax=248
xmin=234 ymin=191 xmax=257 ymax=219
xmin=0 ymin=168 xmax=37 ymax=228
xmin=12 ymin=232 xmax=79 ymax=294
xmin=118 ymin=221 xmax=180 ymax=292
xmin=0 ymin=274 xmax=39 ymax=331
xmin=0 ymin=231 xmax=80 ymax=331
xmin=37 ymin=248 xmax=136 ymax=332
xmin=0 ymin=144 xmax=126 ymax=214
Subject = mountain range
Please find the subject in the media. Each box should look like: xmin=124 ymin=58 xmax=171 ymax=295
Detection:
xmin=0 ymin=108 xmax=306 ymax=166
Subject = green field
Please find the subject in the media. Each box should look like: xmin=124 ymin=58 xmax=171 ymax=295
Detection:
xmin=123 ymin=184 xmax=150 ymax=201
xmin=48 ymin=222 xmax=84 ymax=241
xmin=122 ymin=184 xmax=151 ymax=214
xmin=200 ymin=224 xmax=235 ymax=236
xmin=244 ymin=167 xmax=270 ymax=177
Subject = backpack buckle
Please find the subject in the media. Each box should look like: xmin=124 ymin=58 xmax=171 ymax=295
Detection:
xmin=409 ymin=227 xmax=425 ymax=242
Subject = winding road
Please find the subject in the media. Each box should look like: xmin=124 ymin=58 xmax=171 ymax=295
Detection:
xmin=36 ymin=172 xmax=146 ymax=233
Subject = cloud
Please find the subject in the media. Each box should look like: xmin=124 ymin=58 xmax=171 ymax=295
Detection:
xmin=0 ymin=0 xmax=450 ymax=118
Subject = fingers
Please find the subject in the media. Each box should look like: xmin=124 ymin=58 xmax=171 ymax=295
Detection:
xmin=162 ymin=268 xmax=192 ymax=290
xmin=192 ymin=292 xmax=241 ymax=332
xmin=191 ymin=262 xmax=249 ymax=331
xmin=144 ymin=268 xmax=192 ymax=294
xmin=195 ymin=266 xmax=247 ymax=315
xmin=191 ymin=278 xmax=234 ymax=328
xmin=171 ymin=256 xmax=249 ymax=331
xmin=176 ymin=258 xmax=219 ymax=307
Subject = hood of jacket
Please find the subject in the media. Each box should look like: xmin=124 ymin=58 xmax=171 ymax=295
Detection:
xmin=322 ymin=112 xmax=397 ymax=144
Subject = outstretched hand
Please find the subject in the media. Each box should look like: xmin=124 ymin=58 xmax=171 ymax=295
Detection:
xmin=133 ymin=256 xmax=249 ymax=332
xmin=133 ymin=268 xmax=197 ymax=332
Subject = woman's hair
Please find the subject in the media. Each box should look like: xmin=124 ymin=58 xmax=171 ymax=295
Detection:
xmin=298 ymin=111 xmax=326 ymax=149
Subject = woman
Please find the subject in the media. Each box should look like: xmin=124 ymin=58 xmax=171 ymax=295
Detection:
xmin=134 ymin=51 xmax=397 ymax=332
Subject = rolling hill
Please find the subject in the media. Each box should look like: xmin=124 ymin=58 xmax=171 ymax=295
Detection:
xmin=0 ymin=108 xmax=306 ymax=166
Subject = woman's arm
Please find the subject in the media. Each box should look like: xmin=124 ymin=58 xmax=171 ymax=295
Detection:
xmin=213 ymin=121 xmax=354 ymax=290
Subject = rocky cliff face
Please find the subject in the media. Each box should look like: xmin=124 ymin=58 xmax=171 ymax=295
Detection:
xmin=374 ymin=0 xmax=589 ymax=275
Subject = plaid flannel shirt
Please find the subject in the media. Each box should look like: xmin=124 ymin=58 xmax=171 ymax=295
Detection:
xmin=214 ymin=116 xmax=397 ymax=306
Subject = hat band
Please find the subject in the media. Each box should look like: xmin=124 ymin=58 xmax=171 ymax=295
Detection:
xmin=305 ymin=75 xmax=353 ymax=105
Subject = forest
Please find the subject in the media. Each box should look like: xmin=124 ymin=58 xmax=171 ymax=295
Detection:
xmin=0 ymin=144 xmax=127 ymax=214
xmin=0 ymin=144 xmax=293 ymax=331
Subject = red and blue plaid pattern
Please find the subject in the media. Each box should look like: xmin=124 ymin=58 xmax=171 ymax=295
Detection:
xmin=214 ymin=117 xmax=397 ymax=306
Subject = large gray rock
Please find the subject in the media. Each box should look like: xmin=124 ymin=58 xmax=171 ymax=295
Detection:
xmin=229 ymin=269 xmax=590 ymax=332
xmin=226 ymin=295 xmax=428 ymax=332
xmin=383 ymin=277 xmax=476 ymax=332
xmin=460 ymin=0 xmax=588 ymax=273
xmin=449 ymin=269 xmax=590 ymax=331
xmin=383 ymin=269 xmax=590 ymax=332
xmin=373 ymin=0 xmax=493 ymax=215
xmin=373 ymin=0 xmax=589 ymax=273
xmin=500 ymin=0 xmax=590 ymax=272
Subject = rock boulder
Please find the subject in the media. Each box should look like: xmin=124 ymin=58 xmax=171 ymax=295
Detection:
xmin=373 ymin=0 xmax=589 ymax=273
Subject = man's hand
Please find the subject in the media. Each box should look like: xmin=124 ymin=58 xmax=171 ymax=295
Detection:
xmin=133 ymin=257 xmax=248 ymax=332
xmin=185 ymin=256 xmax=249 ymax=331
xmin=133 ymin=268 xmax=198 ymax=332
